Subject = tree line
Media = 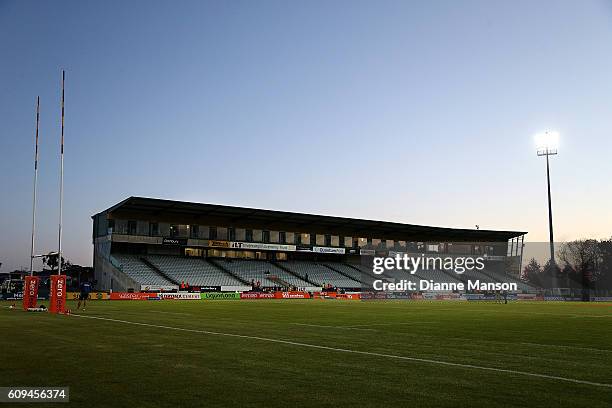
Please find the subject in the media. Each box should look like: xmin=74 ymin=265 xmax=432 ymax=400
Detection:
xmin=522 ymin=238 xmax=612 ymax=295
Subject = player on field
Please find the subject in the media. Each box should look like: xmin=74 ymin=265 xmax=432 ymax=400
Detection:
xmin=77 ymin=280 xmax=92 ymax=311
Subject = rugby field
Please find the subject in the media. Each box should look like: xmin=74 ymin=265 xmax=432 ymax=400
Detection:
xmin=1 ymin=299 xmax=611 ymax=407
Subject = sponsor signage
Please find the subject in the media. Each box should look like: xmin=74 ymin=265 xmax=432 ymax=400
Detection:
xmin=199 ymin=286 xmax=222 ymax=292
xmin=159 ymin=292 xmax=201 ymax=300
xmin=230 ymin=242 xmax=296 ymax=252
xmin=201 ymin=292 xmax=241 ymax=300
xmin=67 ymin=292 xmax=109 ymax=300
xmin=49 ymin=275 xmax=67 ymax=314
xmin=208 ymin=240 xmax=230 ymax=248
xmin=239 ymin=291 xmax=311 ymax=299
xmin=22 ymin=276 xmax=40 ymax=310
xmin=360 ymin=249 xmax=376 ymax=256
xmin=312 ymin=246 xmax=345 ymax=254
xmin=240 ymin=292 xmax=276 ymax=299
xmin=279 ymin=291 xmax=311 ymax=299
xmin=162 ymin=237 xmax=187 ymax=246
xmin=140 ymin=284 xmax=179 ymax=292
xmin=109 ymin=292 xmax=158 ymax=300
xmin=1 ymin=292 xmax=23 ymax=300
xmin=336 ymin=293 xmax=360 ymax=300
xmin=296 ymin=245 xmax=312 ymax=252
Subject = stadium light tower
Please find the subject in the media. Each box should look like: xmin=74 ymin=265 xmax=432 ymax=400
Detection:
xmin=536 ymin=131 xmax=558 ymax=285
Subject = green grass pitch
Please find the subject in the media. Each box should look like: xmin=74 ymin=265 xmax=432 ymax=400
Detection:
xmin=1 ymin=299 xmax=611 ymax=407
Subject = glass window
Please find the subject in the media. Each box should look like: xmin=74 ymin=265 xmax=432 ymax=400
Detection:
xmin=229 ymin=227 xmax=236 ymax=241
xmin=198 ymin=226 xmax=209 ymax=239
xmin=449 ymin=244 xmax=471 ymax=254
xmin=300 ymin=233 xmax=309 ymax=245
xmin=331 ymin=236 xmax=339 ymax=247
xmin=262 ymin=231 xmax=270 ymax=243
xmin=217 ymin=227 xmax=228 ymax=240
xmin=245 ymin=229 xmax=253 ymax=242
xmin=285 ymin=232 xmax=294 ymax=244
xmin=253 ymin=229 xmax=262 ymax=242
xmin=169 ymin=224 xmax=179 ymax=238
xmin=128 ymin=220 xmax=137 ymax=235
xmin=185 ymin=248 xmax=203 ymax=257
xmin=149 ymin=222 xmax=159 ymax=236
xmin=344 ymin=236 xmax=352 ymax=247
xmin=190 ymin=225 xmax=199 ymax=239
xmin=235 ymin=228 xmax=245 ymax=241
xmin=427 ymin=243 xmax=439 ymax=252
xmin=358 ymin=238 xmax=367 ymax=248
xmin=207 ymin=249 xmax=224 ymax=258
xmin=316 ymin=234 xmax=325 ymax=246
xmin=209 ymin=226 xmax=217 ymax=240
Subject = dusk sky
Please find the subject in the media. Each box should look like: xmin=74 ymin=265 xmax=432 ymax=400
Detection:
xmin=1 ymin=0 xmax=611 ymax=272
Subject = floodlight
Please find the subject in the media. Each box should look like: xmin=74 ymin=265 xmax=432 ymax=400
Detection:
xmin=535 ymin=131 xmax=559 ymax=156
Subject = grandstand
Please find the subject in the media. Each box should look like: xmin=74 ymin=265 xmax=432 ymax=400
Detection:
xmin=92 ymin=197 xmax=530 ymax=293
xmin=214 ymin=259 xmax=313 ymax=289
xmin=113 ymin=254 xmax=173 ymax=286
xmin=281 ymin=261 xmax=361 ymax=289
xmin=145 ymin=255 xmax=244 ymax=287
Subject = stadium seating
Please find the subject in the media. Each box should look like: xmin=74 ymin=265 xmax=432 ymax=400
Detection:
xmin=322 ymin=262 xmax=372 ymax=285
xmin=412 ymin=269 xmax=464 ymax=285
xmin=145 ymin=255 xmax=244 ymax=287
xmin=215 ymin=259 xmax=313 ymax=289
xmin=114 ymin=254 xmax=173 ymax=285
xmin=114 ymin=254 xmax=537 ymax=293
xmin=281 ymin=261 xmax=361 ymax=289
xmin=484 ymin=270 xmax=537 ymax=292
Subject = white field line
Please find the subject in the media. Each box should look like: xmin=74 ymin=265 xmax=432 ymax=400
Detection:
xmin=4 ymin=306 xmax=609 ymax=354
xmin=70 ymin=313 xmax=612 ymax=389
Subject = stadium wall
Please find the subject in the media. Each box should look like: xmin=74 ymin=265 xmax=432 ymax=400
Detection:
xmin=94 ymin=236 xmax=139 ymax=291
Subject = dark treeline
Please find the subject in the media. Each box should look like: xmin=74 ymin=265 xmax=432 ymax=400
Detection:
xmin=522 ymin=238 xmax=612 ymax=296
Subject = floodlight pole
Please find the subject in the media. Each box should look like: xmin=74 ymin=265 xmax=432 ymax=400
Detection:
xmin=545 ymin=152 xmax=554 ymax=263
xmin=538 ymin=145 xmax=557 ymax=287
xmin=29 ymin=97 xmax=40 ymax=276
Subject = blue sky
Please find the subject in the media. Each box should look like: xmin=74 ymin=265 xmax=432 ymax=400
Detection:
xmin=1 ymin=0 xmax=611 ymax=271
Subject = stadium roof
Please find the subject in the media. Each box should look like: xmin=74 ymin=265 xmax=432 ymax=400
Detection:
xmin=95 ymin=196 xmax=526 ymax=242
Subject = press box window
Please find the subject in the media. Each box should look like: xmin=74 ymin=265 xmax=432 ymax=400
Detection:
xmin=190 ymin=225 xmax=199 ymax=239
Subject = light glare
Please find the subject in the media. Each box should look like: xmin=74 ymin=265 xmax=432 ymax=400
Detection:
xmin=535 ymin=131 xmax=559 ymax=151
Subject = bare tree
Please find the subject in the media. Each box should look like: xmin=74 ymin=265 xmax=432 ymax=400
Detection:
xmin=558 ymin=240 xmax=600 ymax=300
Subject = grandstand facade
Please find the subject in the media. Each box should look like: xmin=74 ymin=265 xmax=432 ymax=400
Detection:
xmin=92 ymin=197 xmax=528 ymax=292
